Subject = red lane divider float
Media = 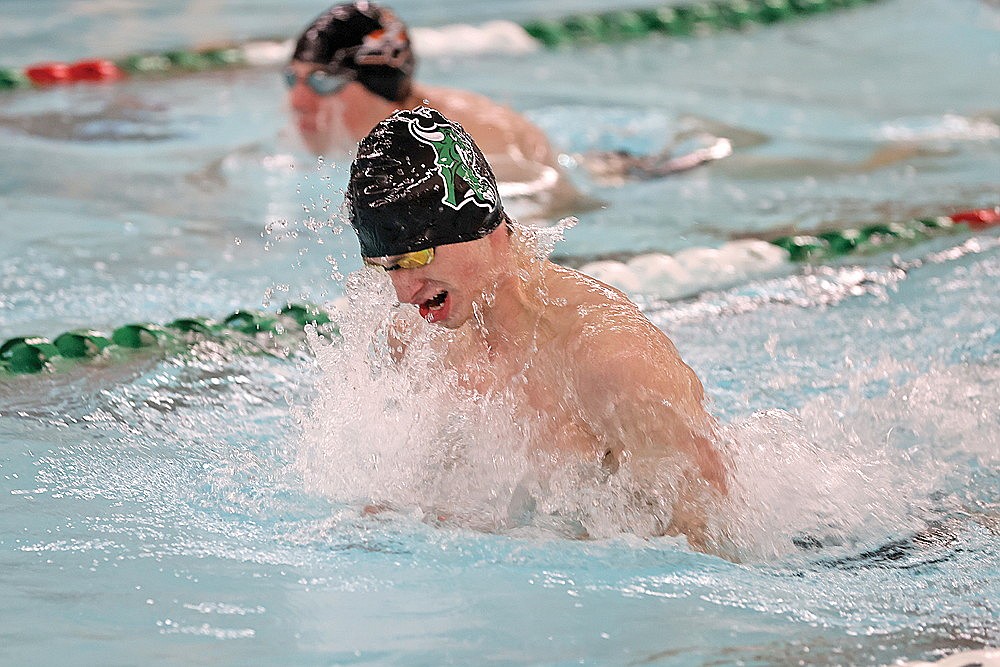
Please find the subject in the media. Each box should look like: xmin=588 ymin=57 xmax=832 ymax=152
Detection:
xmin=68 ymin=59 xmax=125 ymax=83
xmin=950 ymin=207 xmax=1000 ymax=230
xmin=25 ymin=62 xmax=71 ymax=86
xmin=25 ymin=59 xmax=123 ymax=86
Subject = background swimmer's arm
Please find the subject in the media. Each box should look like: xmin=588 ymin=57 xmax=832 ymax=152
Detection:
xmin=579 ymin=136 xmax=733 ymax=182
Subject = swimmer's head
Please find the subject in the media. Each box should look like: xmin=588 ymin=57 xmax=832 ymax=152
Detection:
xmin=348 ymin=106 xmax=504 ymax=259
xmin=291 ymin=2 xmax=415 ymax=103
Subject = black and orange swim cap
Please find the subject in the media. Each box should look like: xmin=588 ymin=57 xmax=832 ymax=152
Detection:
xmin=348 ymin=107 xmax=505 ymax=258
xmin=291 ymin=2 xmax=415 ymax=102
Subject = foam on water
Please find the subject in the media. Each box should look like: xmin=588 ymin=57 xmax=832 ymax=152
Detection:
xmin=294 ymin=293 xmax=985 ymax=563
xmin=712 ymin=358 xmax=999 ymax=562
xmin=292 ymin=222 xmax=998 ymax=563
xmin=296 ymin=269 xmax=535 ymax=529
xmin=877 ymin=113 xmax=1000 ymax=143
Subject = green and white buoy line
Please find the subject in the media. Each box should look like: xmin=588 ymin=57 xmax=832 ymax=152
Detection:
xmin=575 ymin=212 xmax=991 ymax=300
xmin=1 ymin=0 xmax=884 ymax=91
xmin=3 ymin=207 xmax=996 ymax=377
xmin=0 ymin=304 xmax=336 ymax=377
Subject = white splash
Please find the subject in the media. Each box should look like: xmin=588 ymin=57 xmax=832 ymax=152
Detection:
xmin=292 ymin=223 xmax=992 ymax=560
xmin=295 ymin=269 xmax=535 ymax=529
xmin=716 ymin=359 xmax=999 ymax=561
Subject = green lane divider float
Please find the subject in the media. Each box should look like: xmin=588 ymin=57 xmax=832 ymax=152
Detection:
xmin=768 ymin=208 xmax=999 ymax=262
xmin=2 ymin=0 xmax=883 ymax=92
xmin=0 ymin=303 xmax=334 ymax=376
xmin=769 ymin=216 xmax=954 ymax=262
xmin=0 ymin=337 xmax=61 ymax=375
xmin=522 ymin=0 xmax=883 ymax=47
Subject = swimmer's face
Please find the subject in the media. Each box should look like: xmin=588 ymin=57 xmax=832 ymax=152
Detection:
xmin=373 ymin=231 xmax=505 ymax=329
xmin=286 ymin=61 xmax=386 ymax=153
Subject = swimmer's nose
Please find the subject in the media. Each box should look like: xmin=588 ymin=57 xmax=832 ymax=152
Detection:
xmin=387 ymin=270 xmax=423 ymax=304
xmin=288 ymin=80 xmax=315 ymax=111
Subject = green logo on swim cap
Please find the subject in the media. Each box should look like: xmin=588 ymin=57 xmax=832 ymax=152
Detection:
xmin=406 ymin=114 xmax=497 ymax=212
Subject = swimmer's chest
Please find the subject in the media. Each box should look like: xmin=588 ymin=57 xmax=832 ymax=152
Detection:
xmin=450 ymin=347 xmax=600 ymax=457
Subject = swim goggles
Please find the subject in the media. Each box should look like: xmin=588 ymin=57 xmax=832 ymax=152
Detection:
xmin=363 ymin=248 xmax=435 ymax=271
xmin=283 ymin=67 xmax=353 ymax=96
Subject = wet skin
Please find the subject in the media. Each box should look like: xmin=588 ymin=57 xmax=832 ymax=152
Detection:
xmin=372 ymin=225 xmax=730 ymax=548
xmin=380 ymin=238 xmax=501 ymax=330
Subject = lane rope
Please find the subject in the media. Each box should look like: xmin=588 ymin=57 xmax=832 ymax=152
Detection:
xmin=573 ymin=207 xmax=999 ymax=297
xmin=765 ymin=212 xmax=992 ymax=262
xmin=0 ymin=304 xmax=335 ymax=376
xmin=521 ymin=0 xmax=882 ymax=47
xmin=2 ymin=208 xmax=995 ymax=376
xmin=1 ymin=0 xmax=884 ymax=92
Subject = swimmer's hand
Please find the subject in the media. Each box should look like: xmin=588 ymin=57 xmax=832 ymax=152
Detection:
xmin=362 ymin=503 xmax=389 ymax=516
xmin=579 ymin=135 xmax=732 ymax=183
xmin=629 ymin=136 xmax=732 ymax=178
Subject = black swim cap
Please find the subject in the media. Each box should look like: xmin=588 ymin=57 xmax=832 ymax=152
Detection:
xmin=292 ymin=2 xmax=415 ymax=103
xmin=348 ymin=107 xmax=504 ymax=258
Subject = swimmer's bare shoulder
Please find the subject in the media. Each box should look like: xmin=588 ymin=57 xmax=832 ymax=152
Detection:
xmin=419 ymin=85 xmax=553 ymax=162
xmin=554 ymin=264 xmax=728 ymax=494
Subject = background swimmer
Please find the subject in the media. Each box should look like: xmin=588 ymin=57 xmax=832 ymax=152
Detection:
xmin=286 ymin=2 xmax=923 ymax=209
xmin=287 ymin=1 xmax=589 ymax=217
xmin=286 ymin=3 xmax=736 ymax=215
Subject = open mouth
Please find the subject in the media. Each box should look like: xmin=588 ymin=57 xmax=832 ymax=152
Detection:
xmin=418 ymin=290 xmax=449 ymax=323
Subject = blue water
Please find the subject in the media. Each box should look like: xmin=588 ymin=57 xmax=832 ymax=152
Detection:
xmin=1 ymin=1 xmax=998 ymax=665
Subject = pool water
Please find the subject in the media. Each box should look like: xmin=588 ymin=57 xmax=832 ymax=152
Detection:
xmin=1 ymin=1 xmax=998 ymax=665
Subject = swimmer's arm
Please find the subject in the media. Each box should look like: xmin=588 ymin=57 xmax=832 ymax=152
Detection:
xmin=580 ymin=136 xmax=733 ymax=181
xmin=575 ymin=330 xmax=728 ymax=495
xmin=577 ymin=336 xmax=729 ymax=551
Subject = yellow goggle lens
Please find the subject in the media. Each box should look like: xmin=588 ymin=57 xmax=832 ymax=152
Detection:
xmin=363 ymin=247 xmax=435 ymax=271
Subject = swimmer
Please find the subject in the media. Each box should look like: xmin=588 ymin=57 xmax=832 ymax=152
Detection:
xmin=287 ymin=3 xmax=759 ymax=209
xmin=286 ymin=1 xmax=589 ymax=217
xmin=347 ymin=106 xmax=729 ymax=547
